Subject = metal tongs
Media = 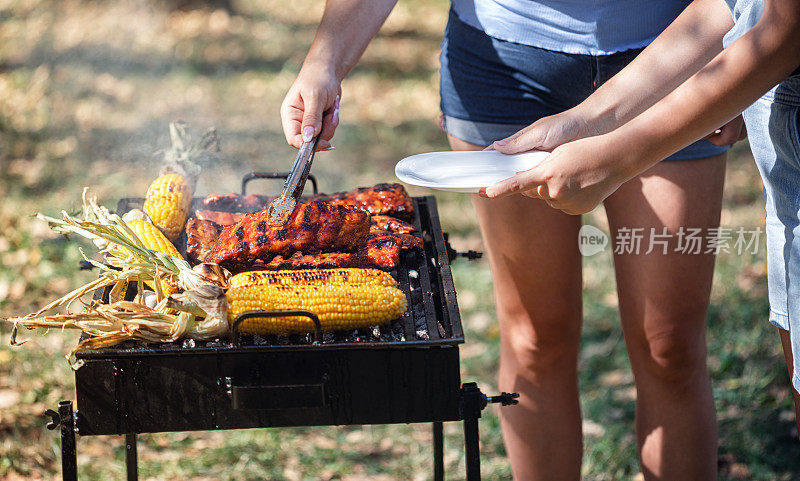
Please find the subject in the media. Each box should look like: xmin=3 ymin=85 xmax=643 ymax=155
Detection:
xmin=266 ymin=134 xmax=321 ymax=226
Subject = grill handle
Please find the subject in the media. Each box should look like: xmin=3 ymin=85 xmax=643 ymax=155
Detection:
xmin=443 ymin=233 xmax=483 ymax=262
xmin=231 ymin=309 xmax=322 ymax=346
xmin=229 ymin=382 xmax=327 ymax=410
xmin=241 ymin=172 xmax=319 ymax=196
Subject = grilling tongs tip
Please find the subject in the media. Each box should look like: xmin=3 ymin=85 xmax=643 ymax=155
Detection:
xmin=265 ymin=196 xmax=296 ymax=227
xmin=266 ymin=134 xmax=321 ymax=227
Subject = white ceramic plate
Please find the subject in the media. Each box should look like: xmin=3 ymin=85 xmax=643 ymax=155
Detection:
xmin=394 ymin=150 xmax=549 ymax=192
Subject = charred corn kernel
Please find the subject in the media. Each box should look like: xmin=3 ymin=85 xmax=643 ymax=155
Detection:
xmin=126 ymin=219 xmax=183 ymax=296
xmin=228 ymin=268 xmax=398 ymax=290
xmin=226 ymin=271 xmax=407 ymax=334
xmin=142 ymin=173 xmax=192 ymax=242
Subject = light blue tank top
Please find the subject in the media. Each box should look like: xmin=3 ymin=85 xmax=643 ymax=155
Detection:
xmin=451 ymin=0 xmax=691 ymax=56
xmin=722 ymin=0 xmax=760 ymax=49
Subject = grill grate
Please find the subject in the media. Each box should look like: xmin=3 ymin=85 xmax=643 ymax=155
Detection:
xmin=77 ymin=195 xmax=463 ymax=359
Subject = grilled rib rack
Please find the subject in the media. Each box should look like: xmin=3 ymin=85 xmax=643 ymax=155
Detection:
xmin=45 ymin=173 xmax=517 ymax=481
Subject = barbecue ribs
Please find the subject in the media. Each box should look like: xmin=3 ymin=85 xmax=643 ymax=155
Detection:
xmin=206 ymin=201 xmax=371 ymax=266
xmin=370 ymin=215 xmax=416 ymax=234
xmin=195 ymin=209 xmax=244 ymax=226
xmin=245 ymin=233 xmax=409 ymax=270
xmin=310 ymin=184 xmax=415 ymax=219
xmin=185 ymin=218 xmax=223 ymax=263
xmin=201 ymin=183 xmax=415 ymax=220
xmin=187 ymin=216 xmax=421 ymax=270
xmin=202 ymin=193 xmax=267 ymax=214
xmin=196 ymin=210 xmax=419 ymax=233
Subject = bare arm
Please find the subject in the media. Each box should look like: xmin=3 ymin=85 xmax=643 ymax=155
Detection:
xmin=579 ymin=0 xmax=734 ymax=134
xmin=305 ymin=0 xmax=397 ymax=84
xmin=485 ymin=0 xmax=800 ymax=214
xmin=613 ymin=0 xmax=800 ymax=170
xmin=280 ymin=0 xmax=397 ymax=149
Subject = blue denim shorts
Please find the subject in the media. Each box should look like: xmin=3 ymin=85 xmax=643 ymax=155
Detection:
xmin=744 ymin=74 xmax=800 ymax=391
xmin=439 ymin=10 xmax=730 ymax=160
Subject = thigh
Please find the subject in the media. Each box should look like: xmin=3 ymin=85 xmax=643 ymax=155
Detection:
xmin=473 ymin=195 xmax=583 ymax=342
xmin=604 ymin=155 xmax=726 ymax=370
xmin=449 ymin=135 xmax=584 ymax=347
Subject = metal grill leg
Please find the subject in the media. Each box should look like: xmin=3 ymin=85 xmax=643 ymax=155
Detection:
xmin=58 ymin=401 xmax=78 ymax=481
xmin=433 ymin=422 xmax=444 ymax=481
xmin=463 ymin=417 xmax=480 ymax=481
xmin=458 ymin=383 xmax=518 ymax=481
xmin=125 ymin=434 xmax=138 ymax=481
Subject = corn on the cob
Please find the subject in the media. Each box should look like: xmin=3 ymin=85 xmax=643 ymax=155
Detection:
xmin=142 ymin=172 xmax=192 ymax=242
xmin=126 ymin=219 xmax=183 ymax=296
xmin=226 ymin=269 xmax=407 ymax=334
xmin=228 ymin=268 xmax=398 ymax=289
xmin=142 ymin=122 xmax=218 ymax=242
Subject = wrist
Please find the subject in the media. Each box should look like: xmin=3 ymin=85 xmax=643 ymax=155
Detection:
xmin=572 ymin=100 xmax=619 ymax=137
xmin=301 ymin=53 xmax=343 ymax=82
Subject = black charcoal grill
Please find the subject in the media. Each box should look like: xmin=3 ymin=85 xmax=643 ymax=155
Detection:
xmin=44 ymin=173 xmax=518 ymax=481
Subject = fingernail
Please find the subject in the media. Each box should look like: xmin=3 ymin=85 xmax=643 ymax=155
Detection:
xmin=334 ymin=95 xmax=340 ymax=109
xmin=332 ymin=108 xmax=339 ymax=126
xmin=494 ymin=140 xmax=507 ymax=146
xmin=302 ymin=126 xmax=314 ymax=142
xmin=320 ymin=146 xmax=336 ymax=151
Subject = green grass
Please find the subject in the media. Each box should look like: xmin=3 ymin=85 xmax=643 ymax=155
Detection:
xmin=1 ymin=1 xmax=799 ymax=479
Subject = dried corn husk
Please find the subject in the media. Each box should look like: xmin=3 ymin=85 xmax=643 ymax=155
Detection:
xmin=3 ymin=190 xmax=232 ymax=366
xmin=10 ymin=289 xmax=229 ymax=368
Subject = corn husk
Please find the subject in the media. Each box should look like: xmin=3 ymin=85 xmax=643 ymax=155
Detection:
xmin=4 ymin=190 xmax=231 ymax=365
xmin=159 ymin=121 xmax=219 ymax=181
xmin=10 ymin=293 xmax=227 ymax=368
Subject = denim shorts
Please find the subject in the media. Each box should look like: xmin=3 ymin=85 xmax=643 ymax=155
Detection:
xmin=744 ymin=74 xmax=800 ymax=391
xmin=439 ymin=10 xmax=730 ymax=160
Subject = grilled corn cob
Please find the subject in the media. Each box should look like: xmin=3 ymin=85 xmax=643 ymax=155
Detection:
xmin=143 ymin=122 xmax=218 ymax=241
xmin=143 ymin=172 xmax=192 ymax=241
xmin=228 ymin=268 xmax=398 ymax=289
xmin=126 ymin=218 xmax=183 ymax=296
xmin=226 ymin=269 xmax=407 ymax=334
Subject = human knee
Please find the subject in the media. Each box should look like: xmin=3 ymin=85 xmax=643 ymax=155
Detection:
xmin=639 ymin=328 xmax=707 ymax=385
xmin=502 ymin=312 xmax=581 ymax=372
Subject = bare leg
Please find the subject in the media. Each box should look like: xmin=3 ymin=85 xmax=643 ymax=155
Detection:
xmin=603 ymin=155 xmax=725 ymax=480
xmin=778 ymin=328 xmax=800 ymax=437
xmin=449 ymin=135 xmax=583 ymax=481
